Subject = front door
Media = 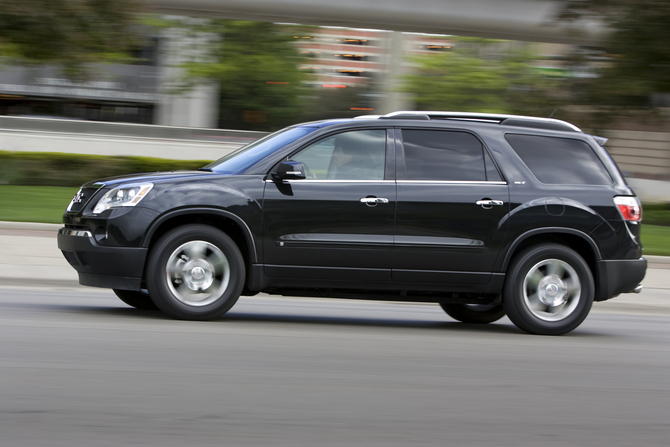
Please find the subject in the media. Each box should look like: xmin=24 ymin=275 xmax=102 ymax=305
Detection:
xmin=263 ymin=129 xmax=396 ymax=282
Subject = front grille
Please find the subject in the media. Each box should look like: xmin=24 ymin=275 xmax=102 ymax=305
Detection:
xmin=66 ymin=186 xmax=103 ymax=213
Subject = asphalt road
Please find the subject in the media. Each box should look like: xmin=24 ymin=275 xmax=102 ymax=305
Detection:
xmin=1 ymin=285 xmax=669 ymax=447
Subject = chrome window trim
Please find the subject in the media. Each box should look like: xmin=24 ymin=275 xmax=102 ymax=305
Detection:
xmin=265 ymin=179 xmax=394 ymax=184
xmin=397 ymin=180 xmax=508 ymax=185
xmin=265 ymin=179 xmax=506 ymax=185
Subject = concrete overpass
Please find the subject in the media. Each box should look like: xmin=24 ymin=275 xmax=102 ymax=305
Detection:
xmin=146 ymin=0 xmax=606 ymax=45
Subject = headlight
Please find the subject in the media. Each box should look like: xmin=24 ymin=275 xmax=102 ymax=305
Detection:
xmin=92 ymin=183 xmax=154 ymax=214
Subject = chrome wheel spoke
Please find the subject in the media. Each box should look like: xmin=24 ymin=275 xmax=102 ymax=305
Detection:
xmin=565 ymin=278 xmax=581 ymax=297
xmin=526 ymin=292 xmax=546 ymax=312
xmin=166 ymin=262 xmax=184 ymax=276
xmin=526 ymin=269 xmax=544 ymax=288
xmin=166 ymin=240 xmax=231 ymax=307
xmin=546 ymin=260 xmax=565 ymax=278
xmin=175 ymin=282 xmax=197 ymax=297
xmin=205 ymin=278 xmax=222 ymax=294
xmin=184 ymin=241 xmax=208 ymax=260
xmin=209 ymin=256 xmax=228 ymax=274
xmin=547 ymin=302 xmax=567 ymax=315
xmin=523 ymin=258 xmax=581 ymax=322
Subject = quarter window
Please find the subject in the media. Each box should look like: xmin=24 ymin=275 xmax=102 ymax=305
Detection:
xmin=505 ymin=134 xmax=612 ymax=185
xmin=401 ymin=130 xmax=488 ymax=181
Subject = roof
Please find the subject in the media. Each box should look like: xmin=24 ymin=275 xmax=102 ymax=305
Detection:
xmin=357 ymin=111 xmax=583 ymax=133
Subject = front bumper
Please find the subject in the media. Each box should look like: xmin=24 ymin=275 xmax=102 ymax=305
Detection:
xmin=595 ymin=257 xmax=647 ymax=301
xmin=57 ymin=228 xmax=147 ymax=291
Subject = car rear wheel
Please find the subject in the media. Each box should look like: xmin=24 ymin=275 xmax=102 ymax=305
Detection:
xmin=146 ymin=224 xmax=245 ymax=320
xmin=503 ymin=244 xmax=594 ymax=335
xmin=113 ymin=289 xmax=159 ymax=310
xmin=439 ymin=303 xmax=505 ymax=324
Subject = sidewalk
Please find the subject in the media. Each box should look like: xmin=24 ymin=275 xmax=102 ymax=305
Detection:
xmin=1 ymin=220 xmax=668 ymax=302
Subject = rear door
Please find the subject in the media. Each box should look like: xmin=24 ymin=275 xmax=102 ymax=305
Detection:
xmin=393 ymin=128 xmax=509 ymax=284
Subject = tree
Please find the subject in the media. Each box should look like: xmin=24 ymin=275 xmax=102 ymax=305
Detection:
xmin=399 ymin=38 xmax=562 ymax=117
xmin=167 ymin=20 xmax=308 ymax=131
xmin=559 ymin=1 xmax=670 ymax=106
xmin=0 ymin=0 xmax=142 ymax=74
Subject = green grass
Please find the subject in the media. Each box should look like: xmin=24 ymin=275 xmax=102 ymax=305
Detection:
xmin=2 ymin=185 xmax=670 ymax=256
xmin=640 ymin=203 xmax=670 ymax=226
xmin=0 ymin=185 xmax=79 ymax=224
xmin=641 ymin=224 xmax=670 ymax=256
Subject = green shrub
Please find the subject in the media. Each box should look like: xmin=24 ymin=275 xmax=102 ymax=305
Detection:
xmin=641 ymin=203 xmax=670 ymax=227
xmin=0 ymin=151 xmax=212 ymax=187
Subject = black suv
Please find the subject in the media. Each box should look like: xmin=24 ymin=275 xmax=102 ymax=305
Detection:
xmin=58 ymin=111 xmax=646 ymax=335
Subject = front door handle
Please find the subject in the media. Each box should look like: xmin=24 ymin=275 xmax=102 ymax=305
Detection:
xmin=360 ymin=197 xmax=389 ymax=205
xmin=476 ymin=199 xmax=504 ymax=207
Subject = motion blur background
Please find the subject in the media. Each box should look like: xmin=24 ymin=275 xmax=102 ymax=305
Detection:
xmin=1 ymin=4 xmax=670 ymax=447
xmin=2 ymin=0 xmax=670 ymax=227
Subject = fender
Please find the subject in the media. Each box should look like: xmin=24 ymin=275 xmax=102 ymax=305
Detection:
xmin=142 ymin=207 xmax=259 ymax=264
xmin=500 ymin=227 xmax=602 ymax=271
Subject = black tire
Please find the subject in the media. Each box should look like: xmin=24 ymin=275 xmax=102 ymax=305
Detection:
xmin=146 ymin=224 xmax=245 ymax=321
xmin=113 ymin=289 xmax=159 ymax=310
xmin=440 ymin=303 xmax=505 ymax=324
xmin=503 ymin=244 xmax=594 ymax=335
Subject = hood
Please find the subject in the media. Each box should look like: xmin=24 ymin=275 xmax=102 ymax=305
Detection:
xmin=82 ymin=170 xmax=216 ymax=188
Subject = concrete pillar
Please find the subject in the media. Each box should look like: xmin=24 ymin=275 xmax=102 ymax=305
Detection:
xmin=377 ymin=32 xmax=415 ymax=114
xmin=155 ymin=24 xmax=220 ymax=128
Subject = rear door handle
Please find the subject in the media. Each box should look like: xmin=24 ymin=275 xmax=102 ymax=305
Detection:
xmin=360 ymin=197 xmax=389 ymax=204
xmin=476 ymin=199 xmax=504 ymax=207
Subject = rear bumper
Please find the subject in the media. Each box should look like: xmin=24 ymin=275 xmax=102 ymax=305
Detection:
xmin=595 ymin=257 xmax=647 ymax=301
xmin=57 ymin=228 xmax=147 ymax=291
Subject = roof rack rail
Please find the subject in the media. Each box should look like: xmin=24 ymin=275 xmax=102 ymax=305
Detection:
xmin=380 ymin=111 xmax=582 ymax=132
xmin=353 ymin=115 xmax=382 ymax=120
xmin=378 ymin=113 xmax=429 ymax=120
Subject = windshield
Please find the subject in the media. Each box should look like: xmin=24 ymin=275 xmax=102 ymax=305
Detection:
xmin=205 ymin=126 xmax=319 ymax=174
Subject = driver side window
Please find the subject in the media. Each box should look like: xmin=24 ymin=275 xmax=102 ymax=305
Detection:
xmin=291 ymin=129 xmax=386 ymax=180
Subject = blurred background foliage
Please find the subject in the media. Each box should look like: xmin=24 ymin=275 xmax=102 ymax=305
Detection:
xmin=0 ymin=0 xmax=142 ymax=76
xmin=558 ymin=1 xmax=670 ymax=115
xmin=151 ymin=18 xmax=310 ymax=131
xmin=2 ymin=2 xmax=670 ymax=130
xmin=0 ymin=151 xmax=210 ymax=187
xmin=399 ymin=38 xmax=562 ymax=117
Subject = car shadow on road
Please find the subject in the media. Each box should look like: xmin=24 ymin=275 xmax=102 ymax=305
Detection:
xmin=19 ymin=296 xmax=625 ymax=339
xmin=49 ymin=302 xmax=535 ymax=336
xmin=224 ymin=311 xmax=525 ymax=334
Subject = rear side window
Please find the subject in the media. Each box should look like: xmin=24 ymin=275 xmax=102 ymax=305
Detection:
xmin=401 ymin=130 xmax=489 ymax=181
xmin=505 ymin=134 xmax=612 ymax=185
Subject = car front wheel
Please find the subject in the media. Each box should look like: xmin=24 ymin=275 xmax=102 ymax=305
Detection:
xmin=146 ymin=224 xmax=245 ymax=320
xmin=503 ymin=244 xmax=594 ymax=335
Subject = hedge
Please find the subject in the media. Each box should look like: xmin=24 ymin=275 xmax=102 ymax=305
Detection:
xmin=0 ymin=151 xmax=213 ymax=187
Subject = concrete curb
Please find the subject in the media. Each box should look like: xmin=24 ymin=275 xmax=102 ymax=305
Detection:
xmin=0 ymin=221 xmax=62 ymax=231
xmin=1 ymin=278 xmax=81 ymax=288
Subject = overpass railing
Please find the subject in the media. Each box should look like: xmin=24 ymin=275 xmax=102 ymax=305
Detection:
xmin=0 ymin=116 xmax=268 ymax=144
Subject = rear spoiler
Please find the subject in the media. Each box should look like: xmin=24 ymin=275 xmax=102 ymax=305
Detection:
xmin=590 ymin=135 xmax=608 ymax=146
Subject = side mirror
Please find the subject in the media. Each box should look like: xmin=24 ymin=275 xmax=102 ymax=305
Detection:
xmin=272 ymin=161 xmax=307 ymax=180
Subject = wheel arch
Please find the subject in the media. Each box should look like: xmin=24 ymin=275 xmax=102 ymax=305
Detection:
xmin=142 ymin=208 xmax=258 ymax=284
xmin=500 ymin=228 xmax=601 ymax=287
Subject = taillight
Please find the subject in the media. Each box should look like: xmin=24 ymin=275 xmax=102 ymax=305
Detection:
xmin=614 ymin=196 xmax=642 ymax=222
